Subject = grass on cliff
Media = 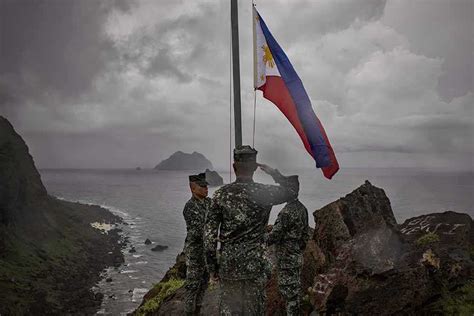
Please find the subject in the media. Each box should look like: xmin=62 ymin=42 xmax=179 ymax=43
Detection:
xmin=135 ymin=279 xmax=185 ymax=316
xmin=427 ymin=283 xmax=474 ymax=315
xmin=415 ymin=232 xmax=440 ymax=246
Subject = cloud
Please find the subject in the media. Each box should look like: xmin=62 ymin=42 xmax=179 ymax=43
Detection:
xmin=0 ymin=0 xmax=472 ymax=170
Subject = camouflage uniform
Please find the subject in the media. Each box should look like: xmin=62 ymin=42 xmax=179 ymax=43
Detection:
xmin=267 ymin=198 xmax=309 ymax=316
xmin=183 ymin=196 xmax=211 ymax=315
xmin=204 ymin=154 xmax=297 ymax=315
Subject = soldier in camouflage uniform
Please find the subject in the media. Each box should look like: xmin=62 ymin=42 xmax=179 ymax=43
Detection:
xmin=267 ymin=175 xmax=309 ymax=316
xmin=204 ymin=145 xmax=298 ymax=315
xmin=183 ymin=173 xmax=211 ymax=316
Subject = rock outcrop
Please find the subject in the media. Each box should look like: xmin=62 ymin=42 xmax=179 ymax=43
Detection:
xmin=134 ymin=180 xmax=473 ymax=315
xmin=309 ymin=181 xmax=473 ymax=315
xmin=205 ymin=169 xmax=224 ymax=186
xmin=0 ymin=117 xmax=47 ymax=225
xmin=0 ymin=116 xmax=124 ymax=315
xmin=154 ymin=151 xmax=213 ymax=170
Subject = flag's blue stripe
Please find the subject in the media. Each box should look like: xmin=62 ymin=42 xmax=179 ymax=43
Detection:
xmin=258 ymin=13 xmax=330 ymax=168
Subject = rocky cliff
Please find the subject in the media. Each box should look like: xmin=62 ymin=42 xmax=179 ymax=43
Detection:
xmin=0 ymin=116 xmax=125 ymax=315
xmin=134 ymin=181 xmax=473 ymax=315
xmin=154 ymin=151 xmax=213 ymax=170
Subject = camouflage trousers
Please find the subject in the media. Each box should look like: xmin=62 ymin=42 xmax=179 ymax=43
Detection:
xmin=219 ymin=278 xmax=267 ymax=316
xmin=277 ymin=266 xmax=302 ymax=316
xmin=184 ymin=263 xmax=209 ymax=316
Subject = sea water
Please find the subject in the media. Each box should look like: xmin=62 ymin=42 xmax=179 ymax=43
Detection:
xmin=39 ymin=168 xmax=473 ymax=315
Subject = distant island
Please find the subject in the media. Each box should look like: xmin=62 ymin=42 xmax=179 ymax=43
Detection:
xmin=154 ymin=151 xmax=213 ymax=170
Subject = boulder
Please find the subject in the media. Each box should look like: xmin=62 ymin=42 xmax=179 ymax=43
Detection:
xmin=399 ymin=211 xmax=473 ymax=249
xmin=308 ymin=181 xmax=474 ymax=315
xmin=205 ymin=169 xmax=224 ymax=186
xmin=145 ymin=238 xmax=152 ymax=245
xmin=151 ymin=245 xmax=168 ymax=252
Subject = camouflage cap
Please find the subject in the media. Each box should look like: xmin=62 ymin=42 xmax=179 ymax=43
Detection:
xmin=189 ymin=173 xmax=208 ymax=186
xmin=233 ymin=145 xmax=258 ymax=163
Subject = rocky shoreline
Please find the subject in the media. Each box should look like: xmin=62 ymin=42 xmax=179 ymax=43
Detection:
xmin=0 ymin=197 xmax=128 ymax=315
xmin=0 ymin=116 xmax=127 ymax=315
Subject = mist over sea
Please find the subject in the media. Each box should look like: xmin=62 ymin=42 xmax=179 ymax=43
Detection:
xmin=39 ymin=168 xmax=473 ymax=315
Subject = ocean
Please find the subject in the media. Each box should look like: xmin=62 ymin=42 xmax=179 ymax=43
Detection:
xmin=39 ymin=168 xmax=474 ymax=315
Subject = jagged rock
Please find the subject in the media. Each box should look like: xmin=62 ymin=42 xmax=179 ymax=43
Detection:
xmin=309 ymin=181 xmax=474 ymax=315
xmin=399 ymin=211 xmax=473 ymax=249
xmin=129 ymin=247 xmax=136 ymax=253
xmin=313 ymin=180 xmax=401 ymax=273
xmin=145 ymin=238 xmax=152 ymax=245
xmin=106 ymin=277 xmax=113 ymax=283
xmin=205 ymin=169 xmax=223 ymax=186
xmin=154 ymin=151 xmax=213 ymax=170
xmin=151 ymin=245 xmax=168 ymax=252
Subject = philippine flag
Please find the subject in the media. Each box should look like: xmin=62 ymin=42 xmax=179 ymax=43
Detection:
xmin=254 ymin=7 xmax=339 ymax=179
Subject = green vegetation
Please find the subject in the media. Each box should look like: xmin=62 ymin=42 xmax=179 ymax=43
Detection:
xmin=427 ymin=283 xmax=474 ymax=315
xmin=415 ymin=232 xmax=440 ymax=246
xmin=135 ymin=279 xmax=185 ymax=316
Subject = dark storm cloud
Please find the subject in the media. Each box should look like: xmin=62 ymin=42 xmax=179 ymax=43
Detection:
xmin=0 ymin=0 xmax=472 ymax=170
xmin=382 ymin=0 xmax=473 ymax=101
xmin=0 ymin=0 xmax=128 ymax=104
xmin=145 ymin=47 xmax=192 ymax=83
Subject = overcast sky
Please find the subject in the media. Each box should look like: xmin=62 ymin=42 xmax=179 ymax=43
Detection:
xmin=1 ymin=0 xmax=472 ymax=171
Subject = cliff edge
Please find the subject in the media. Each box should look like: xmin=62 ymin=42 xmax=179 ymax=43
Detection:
xmin=0 ymin=116 xmax=125 ymax=315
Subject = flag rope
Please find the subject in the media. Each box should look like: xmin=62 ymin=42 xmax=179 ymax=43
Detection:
xmin=229 ymin=2 xmax=233 ymax=183
xmin=252 ymin=89 xmax=256 ymax=147
xmin=252 ymin=0 xmax=257 ymax=148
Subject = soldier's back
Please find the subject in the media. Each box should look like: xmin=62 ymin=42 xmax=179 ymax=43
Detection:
xmin=212 ymin=181 xmax=277 ymax=280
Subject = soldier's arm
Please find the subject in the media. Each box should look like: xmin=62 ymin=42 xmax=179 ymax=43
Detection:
xmin=204 ymin=198 xmax=222 ymax=275
xmin=183 ymin=203 xmax=202 ymax=245
xmin=255 ymin=165 xmax=298 ymax=206
xmin=267 ymin=211 xmax=288 ymax=246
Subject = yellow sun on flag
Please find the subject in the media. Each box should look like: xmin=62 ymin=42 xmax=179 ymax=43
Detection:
xmin=262 ymin=44 xmax=275 ymax=68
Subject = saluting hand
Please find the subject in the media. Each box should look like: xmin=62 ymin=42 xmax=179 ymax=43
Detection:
xmin=258 ymin=163 xmax=276 ymax=175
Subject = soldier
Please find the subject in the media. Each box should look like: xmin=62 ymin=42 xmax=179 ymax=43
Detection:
xmin=183 ymin=173 xmax=211 ymax=316
xmin=267 ymin=175 xmax=309 ymax=316
xmin=204 ymin=145 xmax=298 ymax=315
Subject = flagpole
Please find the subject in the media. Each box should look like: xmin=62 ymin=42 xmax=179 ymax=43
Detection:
xmin=231 ymin=0 xmax=242 ymax=147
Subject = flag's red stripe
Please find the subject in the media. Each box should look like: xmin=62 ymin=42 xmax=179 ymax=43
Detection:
xmin=258 ymin=76 xmax=312 ymax=156
xmin=259 ymin=76 xmax=339 ymax=179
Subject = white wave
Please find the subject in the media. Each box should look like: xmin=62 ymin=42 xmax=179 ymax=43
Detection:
xmin=132 ymin=288 xmax=149 ymax=302
xmin=131 ymin=261 xmax=148 ymax=265
xmin=120 ymin=270 xmax=138 ymax=274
